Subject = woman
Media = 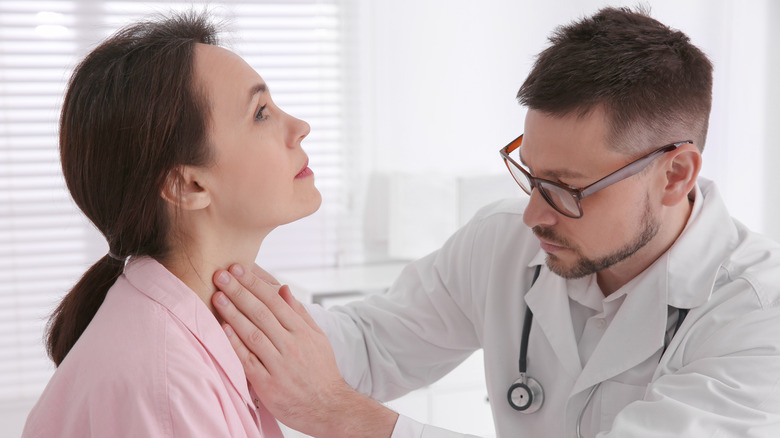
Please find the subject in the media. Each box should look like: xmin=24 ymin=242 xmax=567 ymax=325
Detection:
xmin=23 ymin=11 xmax=321 ymax=437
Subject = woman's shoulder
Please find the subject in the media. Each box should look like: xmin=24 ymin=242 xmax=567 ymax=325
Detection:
xmin=22 ymin=279 xmax=176 ymax=436
xmin=24 ymin=274 xmax=226 ymax=437
xmin=50 ymin=270 xmax=218 ymax=394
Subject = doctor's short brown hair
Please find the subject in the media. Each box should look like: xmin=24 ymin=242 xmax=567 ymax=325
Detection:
xmin=517 ymin=6 xmax=713 ymax=154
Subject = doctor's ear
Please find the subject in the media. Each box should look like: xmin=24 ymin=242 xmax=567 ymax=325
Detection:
xmin=660 ymin=143 xmax=701 ymax=207
xmin=160 ymin=165 xmax=211 ymax=210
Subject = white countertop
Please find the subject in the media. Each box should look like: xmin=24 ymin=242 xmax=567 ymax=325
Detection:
xmin=272 ymin=261 xmax=410 ymax=303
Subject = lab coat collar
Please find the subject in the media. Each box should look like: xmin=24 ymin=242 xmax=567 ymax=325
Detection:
xmin=525 ymin=254 xmax=671 ymax=396
xmin=570 ymin=178 xmax=737 ymax=392
xmin=524 ymin=265 xmax=583 ymax=379
xmin=570 ymin=260 xmax=668 ymax=395
xmin=665 ymin=178 xmax=737 ymax=310
xmin=123 ymin=256 xmax=256 ymax=408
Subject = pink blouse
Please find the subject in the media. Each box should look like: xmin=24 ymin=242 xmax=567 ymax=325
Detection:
xmin=23 ymin=256 xmax=282 ymax=438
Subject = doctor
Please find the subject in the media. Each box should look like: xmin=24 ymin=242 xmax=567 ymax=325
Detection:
xmin=212 ymin=6 xmax=780 ymax=437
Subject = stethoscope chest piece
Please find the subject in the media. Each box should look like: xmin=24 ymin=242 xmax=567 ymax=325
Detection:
xmin=508 ymin=265 xmax=545 ymax=413
xmin=507 ymin=374 xmax=544 ymax=413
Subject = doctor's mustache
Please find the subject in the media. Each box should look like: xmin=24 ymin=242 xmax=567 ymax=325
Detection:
xmin=532 ymin=225 xmax=575 ymax=249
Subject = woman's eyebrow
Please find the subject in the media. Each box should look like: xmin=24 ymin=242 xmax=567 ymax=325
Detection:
xmin=247 ymin=82 xmax=267 ymax=106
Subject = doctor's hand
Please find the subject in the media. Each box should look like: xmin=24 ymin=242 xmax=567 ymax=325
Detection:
xmin=212 ymin=264 xmax=398 ymax=438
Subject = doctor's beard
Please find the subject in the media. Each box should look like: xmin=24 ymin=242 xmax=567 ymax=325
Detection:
xmin=534 ymin=195 xmax=660 ymax=279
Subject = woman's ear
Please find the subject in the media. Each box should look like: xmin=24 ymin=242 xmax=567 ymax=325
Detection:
xmin=661 ymin=143 xmax=701 ymax=207
xmin=160 ymin=166 xmax=211 ymax=210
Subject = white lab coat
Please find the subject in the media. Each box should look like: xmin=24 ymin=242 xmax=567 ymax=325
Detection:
xmin=308 ymin=179 xmax=780 ymax=437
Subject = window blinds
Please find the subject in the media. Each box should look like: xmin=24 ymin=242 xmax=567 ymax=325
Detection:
xmin=0 ymin=0 xmax=347 ymax=405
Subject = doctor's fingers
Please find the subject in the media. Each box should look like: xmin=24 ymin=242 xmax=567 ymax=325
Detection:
xmin=249 ymin=262 xmax=320 ymax=332
xmin=214 ymin=264 xmax=302 ymax=332
xmin=221 ymin=322 xmax=272 ymax=383
xmin=277 ymin=281 xmax=325 ymax=334
xmin=251 ymin=263 xmax=281 ymax=286
xmin=213 ymin=286 xmax=298 ymax=365
xmin=212 ymin=276 xmax=297 ymax=355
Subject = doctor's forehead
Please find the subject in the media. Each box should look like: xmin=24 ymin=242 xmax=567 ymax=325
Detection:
xmin=521 ymin=109 xmax=615 ymax=179
xmin=519 ymin=139 xmax=589 ymax=180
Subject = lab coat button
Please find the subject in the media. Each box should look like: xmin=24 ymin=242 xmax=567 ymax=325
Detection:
xmin=596 ymin=318 xmax=606 ymax=329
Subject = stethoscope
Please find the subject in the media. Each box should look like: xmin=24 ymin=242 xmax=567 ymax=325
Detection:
xmin=507 ymin=265 xmax=689 ymax=438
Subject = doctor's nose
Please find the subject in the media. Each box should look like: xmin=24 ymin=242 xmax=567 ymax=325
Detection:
xmin=523 ymin=188 xmax=559 ymax=229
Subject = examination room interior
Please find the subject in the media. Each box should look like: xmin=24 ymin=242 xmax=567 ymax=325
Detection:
xmin=1 ymin=0 xmax=778 ymax=437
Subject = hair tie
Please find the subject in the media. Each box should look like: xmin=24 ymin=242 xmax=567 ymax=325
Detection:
xmin=107 ymin=251 xmax=126 ymax=262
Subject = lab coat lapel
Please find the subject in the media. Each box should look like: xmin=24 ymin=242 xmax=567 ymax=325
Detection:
xmin=571 ymin=260 xmax=668 ymax=396
xmin=524 ymin=260 xmax=582 ymax=379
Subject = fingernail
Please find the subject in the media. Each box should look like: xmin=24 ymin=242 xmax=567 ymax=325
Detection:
xmin=230 ymin=264 xmax=245 ymax=277
xmin=216 ymin=272 xmax=230 ymax=285
xmin=215 ymin=292 xmax=229 ymax=306
xmin=223 ymin=324 xmax=234 ymax=337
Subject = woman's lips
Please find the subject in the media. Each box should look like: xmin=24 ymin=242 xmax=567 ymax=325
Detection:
xmin=295 ymin=160 xmax=313 ymax=179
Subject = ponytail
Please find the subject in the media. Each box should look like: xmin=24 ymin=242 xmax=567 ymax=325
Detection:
xmin=49 ymin=13 xmax=217 ymax=366
xmin=46 ymin=254 xmax=125 ymax=366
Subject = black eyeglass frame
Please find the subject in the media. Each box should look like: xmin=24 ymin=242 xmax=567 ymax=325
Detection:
xmin=499 ymin=134 xmax=693 ymax=219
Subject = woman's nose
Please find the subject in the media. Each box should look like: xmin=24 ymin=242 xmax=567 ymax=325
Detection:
xmin=291 ymin=115 xmax=310 ymax=147
xmin=282 ymin=109 xmax=310 ymax=148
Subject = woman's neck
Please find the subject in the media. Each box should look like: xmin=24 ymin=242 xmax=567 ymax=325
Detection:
xmin=160 ymin=231 xmax=266 ymax=320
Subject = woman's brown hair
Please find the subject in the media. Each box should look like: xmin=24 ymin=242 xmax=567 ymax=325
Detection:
xmin=47 ymin=12 xmax=218 ymax=366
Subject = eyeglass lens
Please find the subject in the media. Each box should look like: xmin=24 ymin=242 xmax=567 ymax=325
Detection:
xmin=537 ymin=181 xmax=580 ymax=216
xmin=505 ymin=156 xmax=581 ymax=217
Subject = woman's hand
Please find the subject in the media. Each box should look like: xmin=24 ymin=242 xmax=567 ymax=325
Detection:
xmin=212 ymin=264 xmax=398 ymax=438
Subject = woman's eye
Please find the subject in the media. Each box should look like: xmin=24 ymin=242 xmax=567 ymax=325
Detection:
xmin=254 ymin=104 xmax=268 ymax=121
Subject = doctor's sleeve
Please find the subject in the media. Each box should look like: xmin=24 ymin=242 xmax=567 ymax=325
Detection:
xmin=391 ymin=415 xmax=482 ymax=438
xmin=306 ymin=211 xmax=487 ymax=403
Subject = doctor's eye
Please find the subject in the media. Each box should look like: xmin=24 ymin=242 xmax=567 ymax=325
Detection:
xmin=254 ymin=104 xmax=268 ymax=121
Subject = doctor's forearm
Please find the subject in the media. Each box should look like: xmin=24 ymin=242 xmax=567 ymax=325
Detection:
xmin=310 ymin=384 xmax=398 ymax=438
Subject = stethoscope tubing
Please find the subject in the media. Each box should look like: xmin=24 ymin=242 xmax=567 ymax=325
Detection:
xmin=576 ymin=383 xmax=600 ymax=438
xmin=518 ymin=266 xmax=541 ymax=375
xmin=513 ymin=264 xmax=689 ymax=438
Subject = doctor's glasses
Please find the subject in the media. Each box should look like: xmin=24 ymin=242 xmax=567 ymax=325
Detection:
xmin=499 ymin=134 xmax=693 ymax=219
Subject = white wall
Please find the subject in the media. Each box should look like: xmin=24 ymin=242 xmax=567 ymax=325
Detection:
xmin=351 ymin=0 xmax=776 ymax=247
xmin=765 ymin=0 xmax=780 ymax=242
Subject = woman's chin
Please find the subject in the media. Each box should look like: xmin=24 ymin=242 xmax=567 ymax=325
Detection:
xmin=298 ymin=190 xmax=323 ymax=219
